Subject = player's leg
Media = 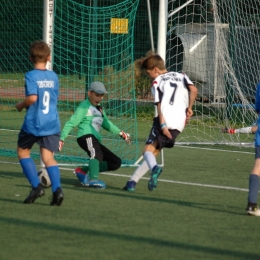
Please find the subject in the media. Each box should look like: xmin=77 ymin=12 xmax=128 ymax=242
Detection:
xmin=74 ymin=153 xmax=111 ymax=177
xmin=123 ymin=160 xmax=149 ymax=191
xmin=246 ymin=147 xmax=260 ymax=216
xmin=17 ymin=130 xmax=45 ymax=204
xmin=222 ymin=125 xmax=257 ymax=134
xmin=144 ymin=141 xmax=163 ymax=191
xmin=100 ymin=143 xmax=121 ymax=171
xmin=77 ymin=134 xmax=106 ymax=188
xmin=146 ymin=129 xmax=180 ymax=191
xmin=123 ymin=148 xmax=161 ymax=191
xmin=40 ymin=134 xmax=64 ymax=206
xmin=235 ymin=126 xmax=254 ymax=134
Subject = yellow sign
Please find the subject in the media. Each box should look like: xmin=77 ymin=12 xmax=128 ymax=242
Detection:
xmin=110 ymin=18 xmax=128 ymax=34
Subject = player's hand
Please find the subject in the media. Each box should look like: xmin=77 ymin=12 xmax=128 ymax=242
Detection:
xmin=15 ymin=102 xmax=23 ymax=112
xmin=120 ymin=131 xmax=131 ymax=145
xmin=161 ymin=127 xmax=172 ymax=139
xmin=186 ymin=108 xmax=193 ymax=120
xmin=58 ymin=140 xmax=64 ymax=151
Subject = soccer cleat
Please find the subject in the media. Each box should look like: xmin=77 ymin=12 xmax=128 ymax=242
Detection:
xmin=148 ymin=165 xmax=162 ymax=191
xmin=74 ymin=167 xmax=88 ymax=183
xmin=50 ymin=187 xmax=64 ymax=206
xmin=82 ymin=179 xmax=106 ymax=189
xmin=246 ymin=204 xmax=260 ymax=216
xmin=23 ymin=183 xmax=45 ymax=204
xmin=122 ymin=180 xmax=137 ymax=191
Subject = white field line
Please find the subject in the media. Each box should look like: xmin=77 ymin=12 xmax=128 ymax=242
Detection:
xmin=0 ymin=160 xmax=249 ymax=192
xmin=176 ymin=145 xmax=254 ymax=154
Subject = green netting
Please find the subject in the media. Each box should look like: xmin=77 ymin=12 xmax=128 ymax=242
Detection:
xmin=54 ymin=0 xmax=140 ymax=165
xmin=0 ymin=0 xmax=140 ymax=166
xmin=165 ymin=0 xmax=260 ymax=146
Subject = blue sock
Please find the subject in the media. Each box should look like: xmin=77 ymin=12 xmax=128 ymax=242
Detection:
xmin=46 ymin=165 xmax=61 ymax=192
xmin=76 ymin=173 xmax=86 ymax=182
xmin=248 ymin=174 xmax=260 ymax=204
xmin=20 ymin=158 xmax=40 ymax=188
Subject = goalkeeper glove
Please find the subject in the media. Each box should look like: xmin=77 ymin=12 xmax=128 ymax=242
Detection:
xmin=58 ymin=140 xmax=64 ymax=151
xmin=120 ymin=131 xmax=131 ymax=145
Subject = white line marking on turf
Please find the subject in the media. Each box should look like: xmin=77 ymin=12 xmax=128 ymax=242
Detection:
xmin=0 ymin=161 xmax=249 ymax=192
xmin=176 ymin=145 xmax=254 ymax=154
xmin=59 ymin=167 xmax=249 ymax=192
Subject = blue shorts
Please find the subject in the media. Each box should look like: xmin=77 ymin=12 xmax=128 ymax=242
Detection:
xmin=18 ymin=129 xmax=60 ymax=152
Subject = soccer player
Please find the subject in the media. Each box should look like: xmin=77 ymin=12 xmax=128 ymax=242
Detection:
xmin=58 ymin=81 xmax=131 ymax=189
xmin=246 ymin=82 xmax=260 ymax=216
xmin=15 ymin=41 xmax=64 ymax=206
xmin=123 ymin=54 xmax=198 ymax=191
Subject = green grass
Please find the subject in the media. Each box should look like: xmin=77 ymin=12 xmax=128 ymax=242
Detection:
xmin=0 ymin=100 xmax=258 ymax=259
xmin=0 ymin=145 xmax=259 ymax=260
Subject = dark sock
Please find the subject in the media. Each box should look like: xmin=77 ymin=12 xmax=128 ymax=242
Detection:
xmin=248 ymin=174 xmax=260 ymax=204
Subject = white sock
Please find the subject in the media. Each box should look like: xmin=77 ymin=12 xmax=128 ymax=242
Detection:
xmin=130 ymin=161 xmax=149 ymax=183
xmin=235 ymin=127 xmax=252 ymax=134
xmin=143 ymin=151 xmax=157 ymax=171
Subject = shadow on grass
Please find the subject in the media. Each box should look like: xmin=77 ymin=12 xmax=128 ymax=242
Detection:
xmin=64 ymin=185 xmax=245 ymax=216
xmin=0 ymin=170 xmax=24 ymax=179
xmin=0 ymin=215 xmax=259 ymax=259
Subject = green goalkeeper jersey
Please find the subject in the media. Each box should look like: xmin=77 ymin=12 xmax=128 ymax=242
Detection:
xmin=60 ymin=99 xmax=121 ymax=142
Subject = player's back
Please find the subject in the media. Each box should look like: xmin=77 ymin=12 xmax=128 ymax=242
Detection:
xmin=22 ymin=69 xmax=60 ymax=136
xmin=153 ymin=72 xmax=193 ymax=132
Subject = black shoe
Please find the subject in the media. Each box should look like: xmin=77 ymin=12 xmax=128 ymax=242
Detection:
xmin=50 ymin=187 xmax=64 ymax=206
xmin=23 ymin=184 xmax=45 ymax=204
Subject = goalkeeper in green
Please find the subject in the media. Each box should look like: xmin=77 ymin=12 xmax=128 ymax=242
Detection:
xmin=59 ymin=81 xmax=131 ymax=189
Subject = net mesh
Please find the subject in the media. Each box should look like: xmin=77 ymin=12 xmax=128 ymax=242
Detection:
xmin=166 ymin=0 xmax=260 ymax=146
xmin=1 ymin=0 xmax=259 ymax=164
xmin=0 ymin=0 xmax=140 ymax=165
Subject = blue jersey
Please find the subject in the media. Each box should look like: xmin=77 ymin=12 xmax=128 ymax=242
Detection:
xmin=21 ymin=69 xmax=60 ymax=136
xmin=255 ymin=83 xmax=260 ymax=146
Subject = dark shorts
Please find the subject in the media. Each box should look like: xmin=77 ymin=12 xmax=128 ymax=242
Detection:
xmin=77 ymin=134 xmax=121 ymax=171
xmin=255 ymin=146 xmax=260 ymax=159
xmin=145 ymin=117 xmax=180 ymax=150
xmin=18 ymin=129 xmax=60 ymax=152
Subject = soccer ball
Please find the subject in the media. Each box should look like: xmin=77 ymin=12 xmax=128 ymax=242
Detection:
xmin=37 ymin=168 xmax=51 ymax=188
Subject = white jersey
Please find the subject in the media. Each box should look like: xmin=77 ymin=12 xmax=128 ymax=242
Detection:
xmin=152 ymin=72 xmax=193 ymax=132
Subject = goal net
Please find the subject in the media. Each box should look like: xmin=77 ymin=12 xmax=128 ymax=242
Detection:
xmin=0 ymin=0 xmax=140 ymax=166
xmin=166 ymin=0 xmax=260 ymax=147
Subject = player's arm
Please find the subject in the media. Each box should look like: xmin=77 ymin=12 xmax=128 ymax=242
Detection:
xmin=186 ymin=84 xmax=198 ymax=120
xmin=157 ymin=102 xmax=172 ymax=140
xmin=15 ymin=95 xmax=37 ymax=112
xmin=59 ymin=107 xmax=86 ymax=151
xmin=255 ymin=83 xmax=260 ymax=114
xmin=153 ymin=83 xmax=172 ymax=139
xmin=60 ymin=102 xmax=87 ymax=146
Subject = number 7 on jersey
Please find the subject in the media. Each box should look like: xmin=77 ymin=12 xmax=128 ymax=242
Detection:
xmin=169 ymin=82 xmax=177 ymax=105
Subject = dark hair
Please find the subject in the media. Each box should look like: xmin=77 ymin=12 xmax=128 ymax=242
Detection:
xmin=29 ymin=41 xmax=50 ymax=64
